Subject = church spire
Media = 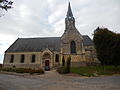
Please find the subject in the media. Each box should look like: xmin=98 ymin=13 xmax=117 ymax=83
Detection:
xmin=67 ymin=2 xmax=73 ymax=17
xmin=65 ymin=2 xmax=75 ymax=21
xmin=65 ymin=2 xmax=75 ymax=30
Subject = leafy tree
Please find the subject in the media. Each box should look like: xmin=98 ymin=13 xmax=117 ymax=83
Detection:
xmin=111 ymin=34 xmax=120 ymax=67
xmin=94 ymin=27 xmax=112 ymax=65
xmin=93 ymin=27 xmax=120 ymax=69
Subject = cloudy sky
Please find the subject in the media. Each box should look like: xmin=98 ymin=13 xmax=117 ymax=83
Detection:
xmin=0 ymin=0 xmax=120 ymax=63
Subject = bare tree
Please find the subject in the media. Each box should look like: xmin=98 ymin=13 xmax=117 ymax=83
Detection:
xmin=0 ymin=0 xmax=13 ymax=16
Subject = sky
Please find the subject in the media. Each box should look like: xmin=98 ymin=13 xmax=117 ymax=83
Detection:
xmin=0 ymin=0 xmax=120 ymax=63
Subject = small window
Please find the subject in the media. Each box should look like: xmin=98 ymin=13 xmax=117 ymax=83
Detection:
xmin=70 ymin=41 xmax=76 ymax=54
xmin=10 ymin=55 xmax=14 ymax=63
xmin=55 ymin=54 xmax=59 ymax=62
xmin=20 ymin=54 xmax=25 ymax=63
xmin=31 ymin=54 xmax=35 ymax=63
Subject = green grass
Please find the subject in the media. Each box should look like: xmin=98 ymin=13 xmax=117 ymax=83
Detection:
xmin=70 ymin=66 xmax=120 ymax=77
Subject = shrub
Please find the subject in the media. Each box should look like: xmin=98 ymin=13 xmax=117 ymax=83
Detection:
xmin=1 ymin=68 xmax=44 ymax=74
xmin=57 ymin=56 xmax=71 ymax=74
xmin=15 ymin=68 xmax=34 ymax=73
xmin=1 ymin=68 xmax=16 ymax=72
xmin=33 ymin=69 xmax=44 ymax=74
xmin=66 ymin=56 xmax=71 ymax=73
xmin=57 ymin=67 xmax=68 ymax=74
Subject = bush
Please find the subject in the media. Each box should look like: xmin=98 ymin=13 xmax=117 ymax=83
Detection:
xmin=32 ymin=69 xmax=44 ymax=74
xmin=66 ymin=56 xmax=71 ymax=73
xmin=57 ymin=67 xmax=69 ymax=74
xmin=1 ymin=68 xmax=44 ymax=74
xmin=15 ymin=68 xmax=34 ymax=73
xmin=1 ymin=68 xmax=16 ymax=72
xmin=57 ymin=56 xmax=71 ymax=74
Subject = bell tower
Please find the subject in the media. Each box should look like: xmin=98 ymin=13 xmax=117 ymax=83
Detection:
xmin=65 ymin=2 xmax=75 ymax=30
xmin=60 ymin=2 xmax=97 ymax=66
xmin=61 ymin=2 xmax=84 ymax=57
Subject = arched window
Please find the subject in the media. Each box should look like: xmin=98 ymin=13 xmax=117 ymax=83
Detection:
xmin=70 ymin=41 xmax=76 ymax=54
xmin=55 ymin=54 xmax=59 ymax=62
xmin=31 ymin=54 xmax=35 ymax=63
xmin=20 ymin=54 xmax=25 ymax=63
xmin=10 ymin=55 xmax=14 ymax=63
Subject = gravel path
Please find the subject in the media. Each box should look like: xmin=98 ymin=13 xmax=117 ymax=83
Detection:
xmin=0 ymin=70 xmax=120 ymax=90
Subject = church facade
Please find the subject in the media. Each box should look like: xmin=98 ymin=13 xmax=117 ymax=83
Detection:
xmin=3 ymin=3 xmax=98 ymax=70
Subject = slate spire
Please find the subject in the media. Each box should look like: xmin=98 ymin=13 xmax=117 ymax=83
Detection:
xmin=67 ymin=2 xmax=73 ymax=17
xmin=65 ymin=2 xmax=75 ymax=30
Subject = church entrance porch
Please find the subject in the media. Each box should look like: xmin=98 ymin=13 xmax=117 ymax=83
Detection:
xmin=42 ymin=52 xmax=51 ymax=71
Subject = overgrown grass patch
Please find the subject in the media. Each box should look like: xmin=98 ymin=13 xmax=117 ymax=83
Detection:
xmin=70 ymin=66 xmax=120 ymax=77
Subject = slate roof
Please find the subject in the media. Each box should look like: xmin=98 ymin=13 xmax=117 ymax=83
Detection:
xmin=6 ymin=37 xmax=61 ymax=52
xmin=5 ymin=35 xmax=93 ymax=53
xmin=82 ymin=35 xmax=94 ymax=46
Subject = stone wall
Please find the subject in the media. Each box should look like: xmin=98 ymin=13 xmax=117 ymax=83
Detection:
xmin=3 ymin=50 xmax=61 ymax=69
xmin=61 ymin=28 xmax=84 ymax=55
xmin=3 ymin=52 xmax=42 ymax=69
xmin=71 ymin=62 xmax=87 ymax=67
xmin=84 ymin=45 xmax=98 ymax=62
xmin=4 ymin=52 xmax=41 ymax=64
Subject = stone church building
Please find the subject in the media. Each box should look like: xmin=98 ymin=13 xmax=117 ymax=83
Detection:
xmin=3 ymin=3 xmax=98 ymax=70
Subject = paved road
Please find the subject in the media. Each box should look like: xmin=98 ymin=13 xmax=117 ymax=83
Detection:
xmin=0 ymin=70 xmax=120 ymax=90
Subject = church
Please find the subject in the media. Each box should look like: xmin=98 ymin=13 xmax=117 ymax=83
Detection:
xmin=3 ymin=2 xmax=98 ymax=70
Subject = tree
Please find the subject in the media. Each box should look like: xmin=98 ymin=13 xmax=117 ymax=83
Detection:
xmin=62 ymin=56 xmax=65 ymax=66
xmin=0 ymin=0 xmax=13 ymax=16
xmin=111 ymin=34 xmax=120 ymax=67
xmin=0 ymin=0 xmax=13 ymax=11
xmin=66 ymin=56 xmax=71 ymax=73
xmin=93 ymin=27 xmax=120 ymax=68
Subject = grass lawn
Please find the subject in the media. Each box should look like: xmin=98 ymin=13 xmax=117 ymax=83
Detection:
xmin=70 ymin=66 xmax=120 ymax=77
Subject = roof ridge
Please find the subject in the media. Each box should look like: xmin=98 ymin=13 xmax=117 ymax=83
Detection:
xmin=19 ymin=37 xmax=61 ymax=39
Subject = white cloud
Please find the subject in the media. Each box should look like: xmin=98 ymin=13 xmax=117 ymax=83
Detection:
xmin=19 ymin=4 xmax=31 ymax=18
xmin=0 ymin=35 xmax=16 ymax=63
xmin=0 ymin=0 xmax=120 ymax=63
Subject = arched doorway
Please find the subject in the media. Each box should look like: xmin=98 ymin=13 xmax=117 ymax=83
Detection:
xmin=42 ymin=53 xmax=51 ymax=70
xmin=45 ymin=60 xmax=49 ymax=66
